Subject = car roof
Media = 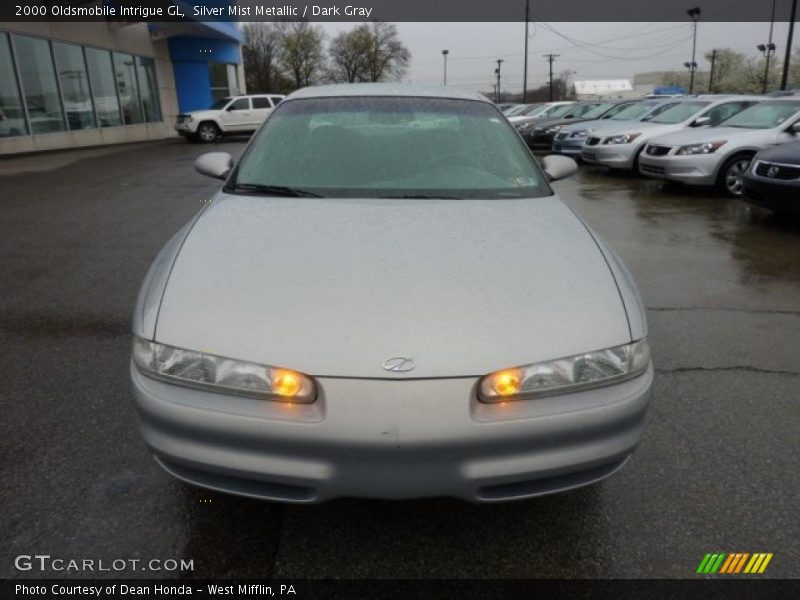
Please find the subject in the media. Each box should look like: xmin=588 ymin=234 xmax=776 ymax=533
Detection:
xmin=287 ymin=83 xmax=490 ymax=103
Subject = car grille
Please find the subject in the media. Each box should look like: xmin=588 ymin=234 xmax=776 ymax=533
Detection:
xmin=176 ymin=114 xmax=190 ymax=123
xmin=646 ymin=144 xmax=671 ymax=156
xmin=582 ymin=151 xmax=597 ymax=161
xmin=586 ymin=136 xmax=601 ymax=146
xmin=640 ymin=164 xmax=666 ymax=175
xmin=755 ymin=161 xmax=800 ymax=180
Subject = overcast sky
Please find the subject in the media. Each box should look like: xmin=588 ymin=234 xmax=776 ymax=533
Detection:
xmin=319 ymin=22 xmax=796 ymax=91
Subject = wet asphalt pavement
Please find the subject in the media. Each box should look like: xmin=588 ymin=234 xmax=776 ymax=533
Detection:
xmin=1 ymin=139 xmax=798 ymax=579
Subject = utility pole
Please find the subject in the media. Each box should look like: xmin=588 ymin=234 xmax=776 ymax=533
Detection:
xmin=708 ymin=48 xmax=717 ymax=93
xmin=523 ymin=0 xmax=530 ymax=102
xmin=780 ymin=0 xmax=797 ymax=90
xmin=687 ymin=7 xmax=701 ymax=94
xmin=441 ymin=49 xmax=449 ymax=86
xmin=543 ymin=53 xmax=559 ymax=101
xmin=495 ymin=59 xmax=504 ymax=103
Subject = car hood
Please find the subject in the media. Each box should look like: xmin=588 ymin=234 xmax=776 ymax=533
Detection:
xmin=754 ymin=140 xmax=800 ymax=162
xmin=646 ymin=126 xmax=777 ymax=147
xmin=181 ymin=109 xmax=218 ymax=119
xmin=154 ymin=194 xmax=631 ymax=378
xmin=560 ymin=118 xmax=618 ymax=133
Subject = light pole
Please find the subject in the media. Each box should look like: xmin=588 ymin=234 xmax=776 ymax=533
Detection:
xmin=686 ymin=6 xmax=701 ymax=94
xmin=758 ymin=0 xmax=778 ymax=94
xmin=523 ymin=0 xmax=530 ymax=102
xmin=780 ymin=0 xmax=797 ymax=90
xmin=758 ymin=43 xmax=777 ymax=93
xmin=441 ymin=49 xmax=449 ymax=86
xmin=495 ymin=59 xmax=504 ymax=103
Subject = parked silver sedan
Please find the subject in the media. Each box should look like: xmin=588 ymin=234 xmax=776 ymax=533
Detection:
xmin=131 ymin=84 xmax=653 ymax=503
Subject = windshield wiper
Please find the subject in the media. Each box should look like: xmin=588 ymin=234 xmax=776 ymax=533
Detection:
xmin=225 ymin=183 xmax=322 ymax=197
xmin=378 ymin=194 xmax=463 ymax=199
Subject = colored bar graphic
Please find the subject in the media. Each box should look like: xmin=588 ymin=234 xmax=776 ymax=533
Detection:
xmin=701 ymin=552 xmax=774 ymax=575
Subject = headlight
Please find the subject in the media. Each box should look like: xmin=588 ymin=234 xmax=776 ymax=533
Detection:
xmin=604 ymin=133 xmax=641 ymax=145
xmin=132 ymin=337 xmax=316 ymax=403
xmin=571 ymin=128 xmax=592 ymax=138
xmin=478 ymin=339 xmax=650 ymax=403
xmin=675 ymin=140 xmax=727 ymax=155
xmin=545 ymin=125 xmax=561 ymax=134
xmin=517 ymin=122 xmax=534 ymax=132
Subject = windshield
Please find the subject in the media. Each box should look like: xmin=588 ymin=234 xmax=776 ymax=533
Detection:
xmin=574 ymin=103 xmax=616 ymax=119
xmin=542 ymin=104 xmax=575 ymax=118
xmin=609 ymin=102 xmax=655 ymax=120
xmin=520 ymin=104 xmax=547 ymax=116
xmin=504 ymin=104 xmax=527 ymax=115
xmin=209 ymin=98 xmax=232 ymax=110
xmin=232 ymin=97 xmax=549 ymax=199
xmin=722 ymin=101 xmax=800 ymax=129
xmin=648 ymin=101 xmax=711 ymax=124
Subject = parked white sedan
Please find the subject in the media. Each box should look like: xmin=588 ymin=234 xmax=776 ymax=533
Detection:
xmin=581 ymin=96 xmax=762 ymax=171
xmin=638 ymin=99 xmax=800 ymax=196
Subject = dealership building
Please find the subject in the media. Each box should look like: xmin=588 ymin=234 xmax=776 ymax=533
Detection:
xmin=0 ymin=17 xmax=245 ymax=155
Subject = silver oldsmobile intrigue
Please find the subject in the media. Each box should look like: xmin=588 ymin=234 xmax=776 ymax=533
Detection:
xmin=131 ymin=84 xmax=653 ymax=503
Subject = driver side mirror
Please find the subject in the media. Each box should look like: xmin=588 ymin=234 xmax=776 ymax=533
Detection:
xmin=195 ymin=152 xmax=233 ymax=180
xmin=791 ymin=122 xmax=800 ymax=134
xmin=692 ymin=116 xmax=711 ymax=127
xmin=541 ymin=154 xmax=579 ymax=182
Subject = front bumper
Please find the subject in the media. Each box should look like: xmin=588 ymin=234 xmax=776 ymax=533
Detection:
xmin=742 ymin=173 xmax=800 ymax=214
xmin=521 ymin=132 xmax=557 ymax=152
xmin=174 ymin=121 xmax=197 ymax=135
xmin=581 ymin=143 xmax=640 ymax=170
xmin=552 ymin=137 xmax=586 ymax=156
xmin=639 ymin=153 xmax=720 ymax=186
xmin=131 ymin=362 xmax=654 ymax=503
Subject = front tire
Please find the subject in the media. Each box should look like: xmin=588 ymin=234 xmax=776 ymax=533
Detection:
xmin=717 ymin=154 xmax=754 ymax=197
xmin=195 ymin=122 xmax=220 ymax=144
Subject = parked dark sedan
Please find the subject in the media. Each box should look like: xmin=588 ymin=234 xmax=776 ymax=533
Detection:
xmin=517 ymin=101 xmax=638 ymax=152
xmin=742 ymin=141 xmax=800 ymax=215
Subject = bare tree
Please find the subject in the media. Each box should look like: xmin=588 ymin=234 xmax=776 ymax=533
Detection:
xmin=327 ymin=23 xmax=410 ymax=83
xmin=327 ymin=25 xmax=372 ymax=83
xmin=363 ymin=22 xmax=410 ymax=82
xmin=278 ymin=22 xmax=326 ymax=89
xmin=242 ymin=23 xmax=283 ymax=93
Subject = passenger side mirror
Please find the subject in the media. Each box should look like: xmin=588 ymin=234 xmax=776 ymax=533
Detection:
xmin=195 ymin=152 xmax=233 ymax=180
xmin=692 ymin=116 xmax=711 ymax=127
xmin=791 ymin=122 xmax=800 ymax=133
xmin=541 ymin=154 xmax=579 ymax=182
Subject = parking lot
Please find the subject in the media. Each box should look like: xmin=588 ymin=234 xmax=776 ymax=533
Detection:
xmin=1 ymin=138 xmax=798 ymax=579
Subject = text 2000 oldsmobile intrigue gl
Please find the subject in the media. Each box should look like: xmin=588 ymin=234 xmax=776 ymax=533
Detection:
xmin=131 ymin=84 xmax=653 ymax=503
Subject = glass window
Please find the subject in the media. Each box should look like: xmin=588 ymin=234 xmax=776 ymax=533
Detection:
xmin=135 ymin=56 xmax=161 ymax=122
xmin=229 ymin=98 xmax=250 ymax=111
xmin=113 ymin=52 xmax=143 ymax=124
xmin=209 ymin=62 xmax=230 ymax=102
xmin=234 ymin=97 xmax=549 ymax=199
xmin=0 ymin=33 xmax=27 ymax=137
xmin=722 ymin=100 xmax=800 ymax=129
xmin=14 ymin=35 xmax=65 ymax=134
xmin=269 ymin=96 xmax=283 ymax=106
xmin=53 ymin=42 xmax=95 ymax=130
xmin=649 ymin=101 xmax=710 ymax=124
xmin=252 ymin=97 xmax=271 ymax=109
xmin=85 ymin=48 xmax=121 ymax=127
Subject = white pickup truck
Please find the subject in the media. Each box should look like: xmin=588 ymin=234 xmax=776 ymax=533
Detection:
xmin=175 ymin=94 xmax=285 ymax=143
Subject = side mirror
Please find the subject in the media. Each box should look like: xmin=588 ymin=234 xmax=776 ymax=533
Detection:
xmin=195 ymin=152 xmax=233 ymax=180
xmin=541 ymin=154 xmax=579 ymax=182
xmin=692 ymin=116 xmax=711 ymax=127
xmin=791 ymin=122 xmax=800 ymax=133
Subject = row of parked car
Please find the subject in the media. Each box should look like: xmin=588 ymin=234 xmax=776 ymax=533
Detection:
xmin=501 ymin=95 xmax=800 ymax=215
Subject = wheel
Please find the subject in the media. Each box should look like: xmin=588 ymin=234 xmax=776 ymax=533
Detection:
xmin=195 ymin=122 xmax=220 ymax=143
xmin=717 ymin=154 xmax=753 ymax=197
